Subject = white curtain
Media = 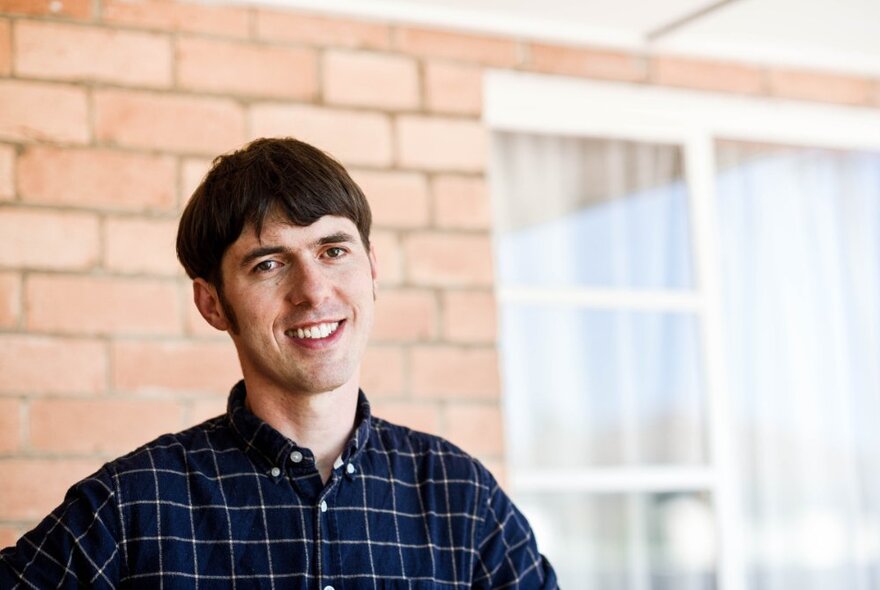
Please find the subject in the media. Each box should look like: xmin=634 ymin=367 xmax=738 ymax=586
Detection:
xmin=716 ymin=143 xmax=880 ymax=590
xmin=494 ymin=131 xmax=880 ymax=589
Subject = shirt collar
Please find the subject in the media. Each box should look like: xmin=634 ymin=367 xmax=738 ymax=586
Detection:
xmin=226 ymin=380 xmax=373 ymax=473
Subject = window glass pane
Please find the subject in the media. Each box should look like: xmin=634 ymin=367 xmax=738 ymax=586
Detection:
xmin=501 ymin=303 xmax=707 ymax=469
xmin=715 ymin=140 xmax=880 ymax=586
xmin=518 ymin=491 xmax=717 ymax=589
xmin=492 ymin=131 xmax=694 ymax=290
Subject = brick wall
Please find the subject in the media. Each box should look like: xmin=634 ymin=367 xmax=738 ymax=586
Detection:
xmin=0 ymin=0 xmax=878 ymax=544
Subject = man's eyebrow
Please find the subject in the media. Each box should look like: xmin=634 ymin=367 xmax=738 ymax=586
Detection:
xmin=316 ymin=232 xmax=357 ymax=246
xmin=240 ymin=245 xmax=288 ymax=268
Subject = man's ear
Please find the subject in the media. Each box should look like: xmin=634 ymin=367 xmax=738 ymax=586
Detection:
xmin=193 ymin=278 xmax=231 ymax=332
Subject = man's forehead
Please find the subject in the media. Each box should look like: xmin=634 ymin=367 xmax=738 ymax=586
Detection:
xmin=234 ymin=214 xmax=360 ymax=249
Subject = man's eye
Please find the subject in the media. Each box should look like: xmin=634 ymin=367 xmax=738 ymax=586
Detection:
xmin=325 ymin=247 xmax=346 ymax=258
xmin=254 ymin=260 xmax=279 ymax=272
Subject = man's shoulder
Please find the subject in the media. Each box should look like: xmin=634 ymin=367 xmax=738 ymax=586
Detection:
xmin=368 ymin=415 xmax=473 ymax=458
xmin=366 ymin=415 xmax=496 ymax=488
xmin=102 ymin=413 xmax=231 ymax=478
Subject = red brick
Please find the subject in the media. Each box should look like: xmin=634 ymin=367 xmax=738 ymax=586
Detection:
xmin=0 ymin=525 xmax=19 ymax=548
xmin=323 ymin=50 xmax=419 ymax=110
xmin=528 ymin=43 xmax=646 ymax=82
xmin=425 ymin=61 xmax=482 ymax=115
xmin=0 ymin=458 xmax=103 ymax=520
xmin=102 ymin=0 xmax=249 ymax=38
xmin=351 ymin=169 xmax=429 ymax=229
xmin=395 ymin=27 xmax=519 ymax=67
xmin=373 ymin=289 xmax=437 ymax=342
xmin=411 ymin=345 xmax=500 ymax=399
xmin=0 ymin=143 xmax=13 ymax=200
xmin=442 ymin=290 xmax=497 ymax=343
xmin=255 ymin=9 xmax=390 ymax=49
xmin=403 ymin=232 xmax=494 ymax=287
xmin=0 ymin=208 xmax=99 ymax=270
xmin=432 ymin=175 xmax=490 ymax=230
xmin=180 ymin=157 xmax=212 ymax=207
xmin=371 ymin=230 xmax=402 ymax=286
xmin=14 ymin=21 xmax=172 ymax=88
xmin=371 ymin=400 xmax=440 ymax=434
xmin=768 ymin=68 xmax=873 ymax=105
xmin=188 ymin=396 xmax=228 ymax=425
xmin=651 ymin=56 xmax=764 ymax=94
xmin=103 ymin=217 xmax=179 ymax=275
xmin=26 ymin=275 xmax=181 ymax=336
xmin=112 ymin=340 xmax=241 ymax=393
xmin=0 ymin=0 xmax=91 ymax=19
xmin=0 ymin=335 xmax=107 ymax=394
xmin=0 ymin=271 xmax=20 ymax=328
xmin=30 ymin=398 xmax=183 ymax=454
xmin=0 ymin=398 xmax=20 ymax=453
xmin=250 ymin=104 xmax=391 ymax=167
xmin=0 ymin=20 xmax=10 ymax=76
xmin=94 ymin=89 xmax=244 ymax=154
xmin=0 ymin=80 xmax=88 ymax=143
xmin=18 ymin=146 xmax=176 ymax=211
xmin=360 ymin=345 xmax=405 ymax=396
xmin=177 ymin=36 xmax=317 ymax=100
xmin=396 ymin=115 xmax=487 ymax=172
xmin=444 ymin=402 xmax=504 ymax=455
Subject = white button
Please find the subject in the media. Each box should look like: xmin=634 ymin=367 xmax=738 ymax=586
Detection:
xmin=320 ymin=500 xmax=328 ymax=513
xmin=270 ymin=467 xmax=281 ymax=477
xmin=323 ymin=586 xmax=335 ymax=590
xmin=290 ymin=450 xmax=303 ymax=463
xmin=346 ymin=463 xmax=356 ymax=475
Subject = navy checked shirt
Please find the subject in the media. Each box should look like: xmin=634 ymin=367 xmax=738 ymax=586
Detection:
xmin=1 ymin=381 xmax=557 ymax=588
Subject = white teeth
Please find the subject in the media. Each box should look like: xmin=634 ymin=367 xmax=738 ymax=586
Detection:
xmin=289 ymin=322 xmax=339 ymax=340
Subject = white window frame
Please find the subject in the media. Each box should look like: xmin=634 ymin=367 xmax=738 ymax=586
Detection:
xmin=484 ymin=69 xmax=880 ymax=590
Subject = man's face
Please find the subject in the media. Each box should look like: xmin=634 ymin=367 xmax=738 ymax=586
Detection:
xmin=202 ymin=215 xmax=377 ymax=398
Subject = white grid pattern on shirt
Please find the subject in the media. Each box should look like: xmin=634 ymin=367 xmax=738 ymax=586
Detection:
xmin=0 ymin=385 xmax=557 ymax=589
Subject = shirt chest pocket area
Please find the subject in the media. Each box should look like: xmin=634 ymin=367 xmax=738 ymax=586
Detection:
xmin=376 ymin=580 xmax=461 ymax=590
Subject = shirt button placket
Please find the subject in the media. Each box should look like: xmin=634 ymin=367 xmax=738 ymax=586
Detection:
xmin=318 ymin=497 xmax=332 ymax=589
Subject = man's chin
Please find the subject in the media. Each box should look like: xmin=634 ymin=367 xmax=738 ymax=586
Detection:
xmin=283 ymin=372 xmax=353 ymax=397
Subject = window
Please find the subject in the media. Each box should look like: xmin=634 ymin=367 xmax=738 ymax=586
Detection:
xmin=487 ymin=72 xmax=880 ymax=590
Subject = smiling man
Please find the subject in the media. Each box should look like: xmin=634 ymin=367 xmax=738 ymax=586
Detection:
xmin=0 ymin=138 xmax=558 ymax=589
xmin=195 ymin=213 xmax=378 ymax=483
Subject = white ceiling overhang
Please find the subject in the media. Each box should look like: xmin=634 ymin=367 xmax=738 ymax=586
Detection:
xmin=230 ymin=0 xmax=880 ymax=77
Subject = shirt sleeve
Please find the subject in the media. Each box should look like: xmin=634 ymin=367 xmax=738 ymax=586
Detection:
xmin=472 ymin=470 xmax=559 ymax=589
xmin=0 ymin=466 xmax=123 ymax=589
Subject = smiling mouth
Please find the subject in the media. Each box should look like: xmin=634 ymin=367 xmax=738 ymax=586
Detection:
xmin=285 ymin=321 xmax=341 ymax=340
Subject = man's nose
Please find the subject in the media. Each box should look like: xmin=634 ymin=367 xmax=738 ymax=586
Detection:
xmin=287 ymin=259 xmax=331 ymax=307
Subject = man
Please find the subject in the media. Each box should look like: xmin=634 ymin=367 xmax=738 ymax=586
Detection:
xmin=0 ymin=138 xmax=557 ymax=588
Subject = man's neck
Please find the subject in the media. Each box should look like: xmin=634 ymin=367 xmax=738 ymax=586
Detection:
xmin=243 ymin=378 xmax=360 ymax=484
